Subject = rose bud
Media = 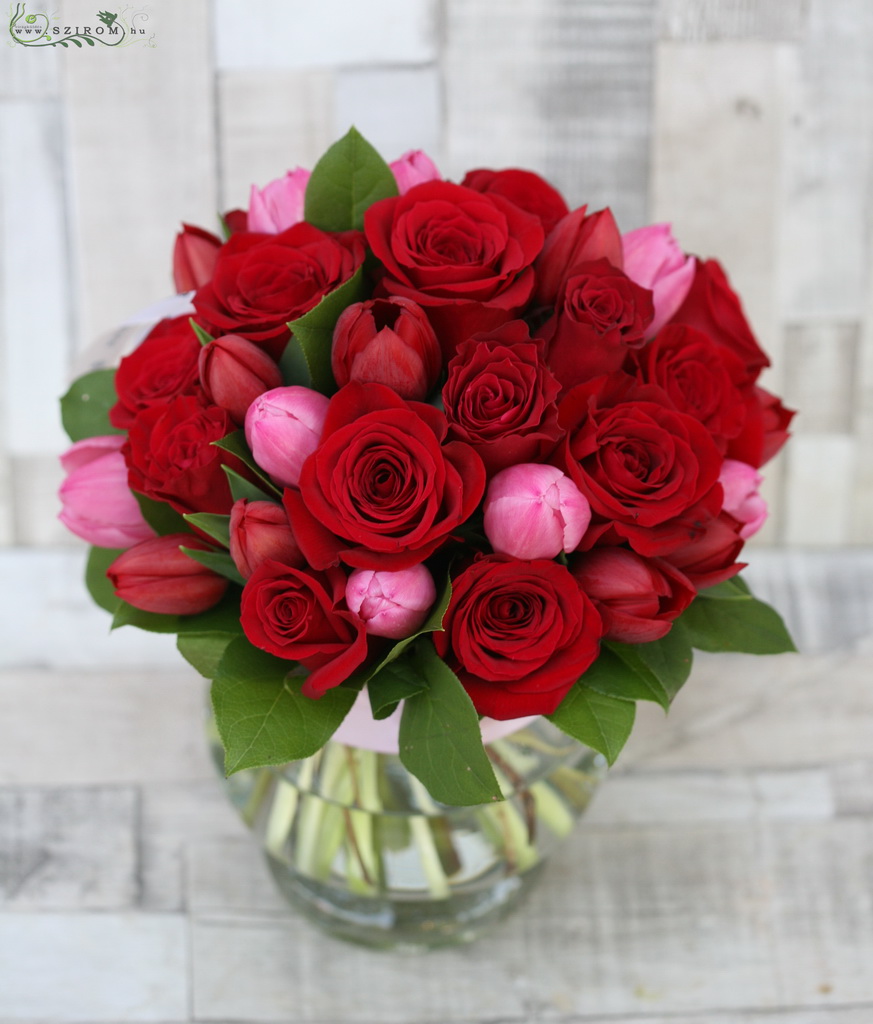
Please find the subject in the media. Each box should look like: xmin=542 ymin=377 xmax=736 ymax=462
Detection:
xmin=621 ymin=223 xmax=695 ymax=337
xmin=484 ymin=464 xmax=591 ymax=559
xmin=719 ymin=459 xmax=768 ymax=539
xmin=199 ymin=334 xmax=284 ymax=425
xmin=345 ymin=564 xmax=437 ymax=639
xmin=535 ymin=206 xmax=624 ymax=306
xmin=59 ymin=436 xmax=155 ymax=549
xmin=245 ymin=386 xmax=329 ymax=488
xmin=572 ymin=547 xmax=696 ymax=644
xmin=229 ymin=499 xmax=305 ymax=579
xmin=332 ymin=297 xmax=441 ymax=400
xmin=389 ymin=150 xmax=441 ymax=194
xmin=107 ymin=534 xmax=229 ymax=614
xmin=247 ymin=167 xmax=310 ymax=233
xmin=172 ymin=223 xmax=221 ymax=293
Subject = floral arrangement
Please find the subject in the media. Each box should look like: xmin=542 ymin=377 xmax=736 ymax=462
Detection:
xmin=59 ymin=128 xmax=795 ymax=808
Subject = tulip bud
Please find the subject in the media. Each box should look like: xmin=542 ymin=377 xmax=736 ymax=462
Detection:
xmin=332 ymin=297 xmax=441 ymax=400
xmin=719 ymin=459 xmax=768 ymax=539
xmin=345 ymin=564 xmax=437 ymax=639
xmin=389 ymin=150 xmax=441 ymax=194
xmin=229 ymin=499 xmax=305 ymax=579
xmin=245 ymin=386 xmax=329 ymax=488
xmin=483 ymin=464 xmax=591 ymax=559
xmin=59 ymin=436 xmax=155 ymax=549
xmin=199 ymin=334 xmax=283 ymax=425
xmin=621 ymin=224 xmax=695 ymax=337
xmin=173 ymin=223 xmax=221 ymax=293
xmin=247 ymin=167 xmax=310 ymax=233
xmin=572 ymin=547 xmax=695 ymax=643
xmin=107 ymin=533 xmax=229 ymax=614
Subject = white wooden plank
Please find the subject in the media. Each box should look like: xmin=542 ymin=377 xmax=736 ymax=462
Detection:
xmin=10 ymin=455 xmax=69 ymax=546
xmin=0 ymin=913 xmax=188 ymax=1021
xmin=849 ymin=241 xmax=873 ymax=543
xmin=783 ymin=321 xmax=859 ymax=434
xmin=783 ymin=434 xmax=855 ymax=545
xmin=217 ymin=69 xmax=335 ymax=212
xmin=658 ymin=0 xmax=810 ymax=41
xmin=187 ymin=836 xmax=286 ymax=916
xmin=831 ymin=760 xmax=873 ymax=818
xmin=0 ymin=37 xmax=61 ymax=97
xmin=212 ymin=0 xmax=438 ymax=70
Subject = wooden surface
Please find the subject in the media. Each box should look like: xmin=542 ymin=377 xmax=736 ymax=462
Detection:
xmin=1 ymin=549 xmax=872 ymax=1022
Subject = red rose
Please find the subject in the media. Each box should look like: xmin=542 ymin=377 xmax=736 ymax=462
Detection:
xmin=284 ymin=382 xmax=486 ymax=571
xmin=125 ymin=395 xmax=245 ymax=515
xmin=539 ymin=259 xmax=654 ymax=389
xmin=442 ymin=321 xmax=563 ymax=475
xmin=670 ymin=258 xmax=769 ymax=384
xmin=558 ymin=374 xmax=723 ymax=554
xmin=110 ymin=317 xmax=202 ymax=430
xmin=433 ymin=554 xmax=603 ymax=719
xmin=240 ymin=560 xmax=368 ymax=697
xmin=629 ymin=324 xmax=746 ymax=448
xmin=535 ymin=207 xmax=624 ymax=306
xmin=571 ymin=547 xmax=695 ymax=643
xmin=363 ymin=181 xmax=544 ymax=357
xmin=726 ymin=386 xmax=795 ymax=468
xmin=461 ymin=168 xmax=570 ymax=235
xmin=192 ymin=223 xmax=365 ymax=357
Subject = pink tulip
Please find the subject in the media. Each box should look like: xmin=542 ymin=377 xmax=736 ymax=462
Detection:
xmin=345 ymin=564 xmax=437 ymax=639
xmin=59 ymin=436 xmax=155 ymax=549
xmin=621 ymin=223 xmax=695 ymax=337
xmin=247 ymin=167 xmax=311 ymax=234
xmin=389 ymin=150 xmax=441 ymax=194
xmin=245 ymin=386 xmax=329 ymax=488
xmin=719 ymin=459 xmax=768 ymax=539
xmin=229 ymin=499 xmax=305 ymax=579
xmin=483 ymin=464 xmax=591 ymax=559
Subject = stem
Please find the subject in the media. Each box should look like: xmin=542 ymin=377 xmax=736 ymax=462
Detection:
xmin=407 ymin=774 xmax=452 ymax=899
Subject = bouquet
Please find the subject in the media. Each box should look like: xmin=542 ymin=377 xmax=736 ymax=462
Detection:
xmin=59 ymin=128 xmax=796 ymax=809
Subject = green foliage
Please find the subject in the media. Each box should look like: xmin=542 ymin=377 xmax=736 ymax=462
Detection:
xmin=547 ymin=685 xmax=636 ymax=766
xmin=60 ymin=370 xmax=122 ymax=442
xmin=180 ymin=546 xmax=245 ymax=586
xmin=586 ymin=626 xmax=694 ymax=711
xmin=367 ymin=658 xmax=428 ymax=720
xmin=85 ymin=545 xmax=124 ymax=614
xmin=212 ymin=431 xmax=282 ymax=497
xmin=279 ymin=335 xmax=312 ymax=388
xmin=183 ymin=513 xmax=231 ymax=549
xmin=177 ymin=633 xmax=236 ymax=679
xmin=222 ymin=466 xmax=277 ymax=503
xmin=134 ymin=493 xmax=188 ymax=536
xmin=680 ymin=583 xmax=797 ymax=654
xmin=189 ymin=319 xmax=213 ymax=346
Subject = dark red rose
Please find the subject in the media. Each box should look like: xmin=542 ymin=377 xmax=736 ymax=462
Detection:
xmin=442 ymin=321 xmax=563 ymax=475
xmin=433 ymin=554 xmax=603 ymax=719
xmin=670 ymin=258 xmax=769 ymax=384
xmin=199 ymin=333 xmax=283 ymax=425
xmin=571 ymin=547 xmax=695 ymax=643
xmin=240 ymin=560 xmax=368 ymax=697
xmin=727 ymin=386 xmax=795 ymax=468
xmin=558 ymin=374 xmax=723 ymax=554
xmin=173 ymin=223 xmax=222 ymax=293
xmin=284 ymin=382 xmax=486 ymax=571
xmin=192 ymin=223 xmax=365 ymax=357
xmin=661 ymin=509 xmax=746 ymax=589
xmin=110 ymin=317 xmax=202 ymax=430
xmin=107 ymin=533 xmax=228 ymax=615
xmin=629 ymin=324 xmax=746 ymax=448
xmin=539 ymin=259 xmax=654 ymax=389
xmin=364 ymin=180 xmax=544 ymax=358
xmin=125 ymin=395 xmax=246 ymax=515
xmin=229 ymin=499 xmax=305 ymax=579
xmin=461 ymin=168 xmax=570 ymax=236
xmin=331 ymin=296 xmax=442 ymax=401
xmin=535 ymin=207 xmax=624 ymax=306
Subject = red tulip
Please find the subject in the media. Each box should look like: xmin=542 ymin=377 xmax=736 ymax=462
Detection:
xmin=199 ymin=334 xmax=283 ymax=425
xmin=172 ymin=223 xmax=221 ymax=292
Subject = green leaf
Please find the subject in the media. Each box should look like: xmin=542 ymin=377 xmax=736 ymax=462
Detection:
xmin=212 ymin=431 xmax=282 ymax=497
xmin=183 ymin=513 xmax=231 ymax=548
xmin=222 ymin=465 xmax=276 ymax=503
xmin=618 ymin=624 xmax=694 ymax=703
xmin=133 ymin=493 xmax=188 ymax=536
xmin=189 ymin=318 xmax=213 ymax=346
xmin=303 ymin=126 xmax=398 ymax=232
xmin=85 ymin=545 xmax=124 ymax=614
xmin=287 ymin=267 xmax=365 ymax=395
xmin=367 ymin=658 xmax=428 ymax=720
xmin=398 ymin=643 xmax=502 ymax=807
xmin=112 ymin=591 xmax=243 ymax=636
xmin=548 ymin=685 xmax=635 ymax=766
xmin=177 ymin=633 xmax=236 ymax=678
xmin=212 ymin=637 xmax=357 ymax=774
xmin=698 ymin=575 xmax=752 ymax=600
xmin=679 ymin=593 xmax=797 ymax=655
xmin=180 ymin=546 xmax=246 ymax=586
xmin=591 ymin=626 xmax=695 ymax=710
xmin=112 ymin=601 xmax=181 ymax=633
xmin=278 ymin=335 xmax=311 ymax=388
xmin=60 ymin=370 xmax=123 ymax=442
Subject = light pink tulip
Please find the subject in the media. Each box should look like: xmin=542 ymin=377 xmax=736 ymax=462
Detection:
xmin=719 ymin=458 xmax=768 ymax=539
xmin=345 ymin=564 xmax=437 ymax=639
xmin=245 ymin=386 xmax=329 ymax=488
xmin=621 ymin=223 xmax=695 ymax=337
xmin=247 ymin=167 xmax=311 ymax=233
xmin=483 ymin=464 xmax=591 ymax=559
xmin=59 ymin=435 xmax=155 ymax=549
xmin=389 ymin=150 xmax=441 ymax=194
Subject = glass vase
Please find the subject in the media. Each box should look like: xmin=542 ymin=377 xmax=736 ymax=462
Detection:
xmin=206 ymin=713 xmax=606 ymax=951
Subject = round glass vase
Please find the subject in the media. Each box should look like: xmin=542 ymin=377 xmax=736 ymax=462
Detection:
xmin=206 ymin=713 xmax=606 ymax=951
